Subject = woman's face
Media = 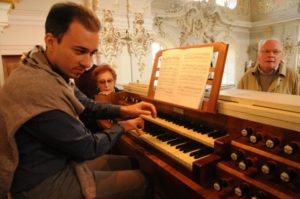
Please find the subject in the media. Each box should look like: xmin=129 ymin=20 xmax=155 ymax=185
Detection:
xmin=96 ymin=71 xmax=115 ymax=94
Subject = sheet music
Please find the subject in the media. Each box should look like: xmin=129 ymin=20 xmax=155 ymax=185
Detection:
xmin=155 ymin=47 xmax=214 ymax=109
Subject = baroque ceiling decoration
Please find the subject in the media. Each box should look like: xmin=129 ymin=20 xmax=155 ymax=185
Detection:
xmin=153 ymin=1 xmax=232 ymax=46
xmin=254 ymin=0 xmax=277 ymax=14
xmin=177 ymin=2 xmax=218 ymax=45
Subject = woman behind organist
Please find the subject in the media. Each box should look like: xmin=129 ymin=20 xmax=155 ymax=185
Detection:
xmin=93 ymin=63 xmax=121 ymax=98
xmin=92 ymin=64 xmax=122 ymax=129
xmin=75 ymin=64 xmax=122 ymax=132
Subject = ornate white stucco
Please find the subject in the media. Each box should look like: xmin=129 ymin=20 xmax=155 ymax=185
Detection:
xmin=0 ymin=0 xmax=299 ymax=87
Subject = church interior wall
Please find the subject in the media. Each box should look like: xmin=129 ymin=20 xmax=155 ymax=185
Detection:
xmin=0 ymin=0 xmax=299 ymax=88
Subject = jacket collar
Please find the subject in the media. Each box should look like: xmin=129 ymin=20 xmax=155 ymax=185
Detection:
xmin=22 ymin=45 xmax=70 ymax=83
xmin=251 ymin=62 xmax=287 ymax=77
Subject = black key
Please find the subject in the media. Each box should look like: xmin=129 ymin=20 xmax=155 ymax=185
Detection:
xmin=156 ymin=133 xmax=173 ymax=141
xmin=188 ymin=144 xmax=206 ymax=156
xmin=182 ymin=143 xmax=201 ymax=153
xmin=192 ymin=124 xmax=211 ymax=133
xmin=211 ymin=130 xmax=227 ymax=138
xmin=147 ymin=126 xmax=166 ymax=137
xmin=178 ymin=142 xmax=196 ymax=152
xmin=199 ymin=127 xmax=214 ymax=134
xmin=184 ymin=121 xmax=196 ymax=130
xmin=190 ymin=148 xmax=214 ymax=159
xmin=175 ymin=141 xmax=192 ymax=150
xmin=167 ymin=137 xmax=187 ymax=146
xmin=148 ymin=129 xmax=164 ymax=137
xmin=160 ymin=133 xmax=178 ymax=142
xmin=207 ymin=130 xmax=220 ymax=137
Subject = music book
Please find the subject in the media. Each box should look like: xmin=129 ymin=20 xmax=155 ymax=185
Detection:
xmin=154 ymin=46 xmax=214 ymax=109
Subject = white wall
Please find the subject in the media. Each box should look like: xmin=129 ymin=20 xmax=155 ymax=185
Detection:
xmin=0 ymin=0 xmax=84 ymax=86
xmin=0 ymin=0 xmax=154 ymax=87
xmin=1 ymin=0 xmax=299 ymax=87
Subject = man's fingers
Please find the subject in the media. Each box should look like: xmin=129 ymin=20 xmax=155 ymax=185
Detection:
xmin=140 ymin=102 xmax=157 ymax=118
xmin=133 ymin=117 xmax=143 ymax=129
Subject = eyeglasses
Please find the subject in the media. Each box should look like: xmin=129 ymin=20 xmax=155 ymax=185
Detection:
xmin=98 ymin=78 xmax=114 ymax=84
xmin=260 ymin=50 xmax=282 ymax=55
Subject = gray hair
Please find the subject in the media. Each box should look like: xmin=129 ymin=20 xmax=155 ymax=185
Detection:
xmin=258 ymin=38 xmax=283 ymax=52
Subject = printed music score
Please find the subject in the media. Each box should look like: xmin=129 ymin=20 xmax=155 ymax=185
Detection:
xmin=154 ymin=47 xmax=214 ymax=109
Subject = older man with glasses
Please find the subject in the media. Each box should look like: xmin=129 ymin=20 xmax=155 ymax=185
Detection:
xmin=237 ymin=38 xmax=300 ymax=95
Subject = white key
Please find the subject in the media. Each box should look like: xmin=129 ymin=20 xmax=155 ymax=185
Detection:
xmin=141 ymin=115 xmax=216 ymax=148
xmin=139 ymin=130 xmax=210 ymax=170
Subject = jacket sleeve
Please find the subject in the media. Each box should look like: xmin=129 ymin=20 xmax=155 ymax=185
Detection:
xmin=24 ymin=110 xmax=124 ymax=161
xmin=75 ymin=86 xmax=121 ymax=119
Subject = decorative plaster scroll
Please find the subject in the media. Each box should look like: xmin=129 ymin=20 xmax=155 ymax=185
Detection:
xmin=282 ymin=34 xmax=300 ymax=68
xmin=99 ymin=9 xmax=122 ymax=66
xmin=153 ymin=1 xmax=235 ymax=46
xmin=85 ymin=0 xmax=100 ymax=12
xmin=100 ymin=10 xmax=152 ymax=77
xmin=251 ymin=0 xmax=299 ymax=15
xmin=254 ymin=0 xmax=277 ymax=14
xmin=165 ymin=2 xmax=183 ymax=14
xmin=129 ymin=13 xmax=152 ymax=55
xmin=178 ymin=2 xmax=218 ymax=45
xmin=283 ymin=35 xmax=294 ymax=55
xmin=153 ymin=16 xmax=165 ymax=37
xmin=127 ymin=13 xmax=152 ymax=78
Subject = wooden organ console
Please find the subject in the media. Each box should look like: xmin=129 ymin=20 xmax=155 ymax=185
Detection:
xmin=114 ymin=90 xmax=300 ymax=199
xmin=113 ymin=43 xmax=300 ymax=199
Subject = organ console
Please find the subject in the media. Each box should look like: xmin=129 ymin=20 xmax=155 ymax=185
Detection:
xmin=113 ymin=89 xmax=300 ymax=199
xmin=112 ymin=43 xmax=300 ymax=198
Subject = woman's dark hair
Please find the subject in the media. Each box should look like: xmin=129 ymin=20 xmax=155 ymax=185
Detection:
xmin=45 ymin=2 xmax=101 ymax=43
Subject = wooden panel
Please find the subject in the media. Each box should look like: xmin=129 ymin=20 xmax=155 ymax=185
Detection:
xmin=216 ymin=162 xmax=295 ymax=198
xmin=219 ymin=88 xmax=300 ymax=114
xmin=2 ymin=55 xmax=21 ymax=80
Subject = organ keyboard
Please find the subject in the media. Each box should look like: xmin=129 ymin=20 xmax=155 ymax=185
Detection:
xmin=132 ymin=114 xmax=221 ymax=170
xmin=141 ymin=114 xmax=226 ymax=148
xmin=114 ymin=89 xmax=300 ymax=199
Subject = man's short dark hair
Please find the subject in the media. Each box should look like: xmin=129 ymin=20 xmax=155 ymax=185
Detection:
xmin=45 ymin=2 xmax=101 ymax=43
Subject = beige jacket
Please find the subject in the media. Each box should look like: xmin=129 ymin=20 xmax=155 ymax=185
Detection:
xmin=0 ymin=46 xmax=95 ymax=199
xmin=237 ymin=63 xmax=300 ymax=95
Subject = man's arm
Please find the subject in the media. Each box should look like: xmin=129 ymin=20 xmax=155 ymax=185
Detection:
xmin=75 ymin=86 xmax=157 ymax=119
xmin=24 ymin=110 xmax=124 ymax=161
xmin=75 ymin=86 xmax=121 ymax=119
xmin=23 ymin=110 xmax=145 ymax=161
